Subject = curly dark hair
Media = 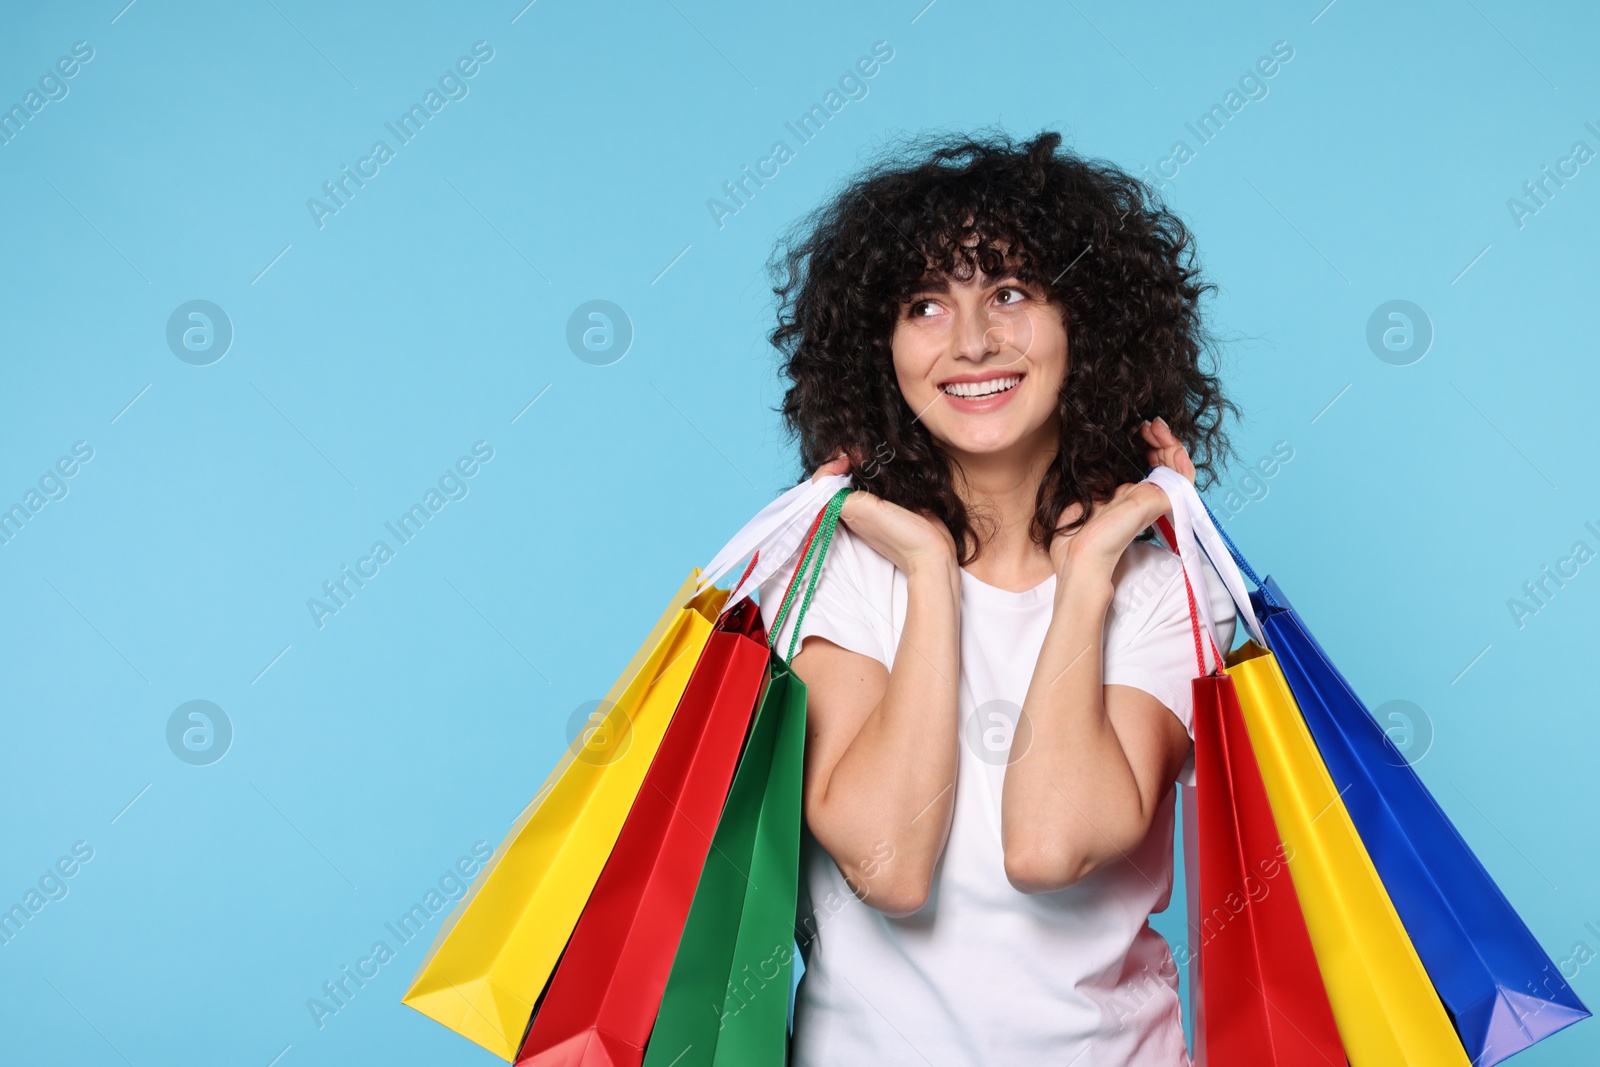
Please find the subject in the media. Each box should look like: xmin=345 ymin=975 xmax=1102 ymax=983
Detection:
xmin=767 ymin=126 xmax=1241 ymax=564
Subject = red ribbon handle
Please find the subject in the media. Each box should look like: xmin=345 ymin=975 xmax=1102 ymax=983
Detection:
xmin=1154 ymin=514 xmax=1223 ymax=677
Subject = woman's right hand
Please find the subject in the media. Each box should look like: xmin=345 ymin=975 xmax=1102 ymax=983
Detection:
xmin=810 ymin=453 xmax=958 ymax=575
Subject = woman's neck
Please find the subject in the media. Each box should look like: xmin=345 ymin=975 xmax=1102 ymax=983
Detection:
xmin=948 ymin=439 xmax=1061 ymax=593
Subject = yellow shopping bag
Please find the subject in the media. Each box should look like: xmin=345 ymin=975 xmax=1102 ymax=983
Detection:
xmin=1225 ymin=640 xmax=1471 ymax=1067
xmin=403 ymin=570 xmax=728 ymax=1060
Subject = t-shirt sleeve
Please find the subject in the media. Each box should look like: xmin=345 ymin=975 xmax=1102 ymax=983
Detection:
xmin=1101 ymin=541 xmax=1238 ymax=772
xmin=756 ymin=523 xmax=895 ymax=670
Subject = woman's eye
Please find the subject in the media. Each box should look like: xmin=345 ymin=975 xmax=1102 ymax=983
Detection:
xmin=995 ymin=286 xmax=1029 ymax=306
xmin=908 ymin=299 xmax=939 ymax=317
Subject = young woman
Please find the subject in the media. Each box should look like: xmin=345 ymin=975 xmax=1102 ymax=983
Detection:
xmin=756 ymin=129 xmax=1242 ymax=1065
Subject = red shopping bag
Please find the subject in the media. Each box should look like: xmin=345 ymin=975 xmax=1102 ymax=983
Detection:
xmin=1156 ymin=516 xmax=1344 ymax=1066
xmin=514 ymin=596 xmax=773 ymax=1066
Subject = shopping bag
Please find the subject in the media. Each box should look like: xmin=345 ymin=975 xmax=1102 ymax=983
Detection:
xmin=1152 ymin=514 xmax=1344 ymax=1066
xmin=1148 ymin=466 xmax=1471 ymax=1067
xmin=1197 ymin=504 xmax=1589 ymax=1064
xmin=1226 ymin=646 xmax=1473 ymax=1066
xmin=402 ymin=572 xmax=728 ymax=1061
xmin=643 ymin=487 xmax=850 ymax=1067
xmin=514 ymin=597 xmax=774 ymax=1066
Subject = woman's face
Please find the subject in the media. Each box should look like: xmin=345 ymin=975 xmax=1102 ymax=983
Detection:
xmin=889 ymin=268 xmax=1068 ymax=464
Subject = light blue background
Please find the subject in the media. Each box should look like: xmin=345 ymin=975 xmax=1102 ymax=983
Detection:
xmin=3 ymin=0 xmax=1598 ymax=1063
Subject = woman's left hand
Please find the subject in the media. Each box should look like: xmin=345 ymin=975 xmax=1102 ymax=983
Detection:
xmin=1048 ymin=417 xmax=1196 ymax=575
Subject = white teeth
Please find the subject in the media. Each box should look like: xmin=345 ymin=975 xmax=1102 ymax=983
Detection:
xmin=941 ymin=376 xmax=1021 ymax=398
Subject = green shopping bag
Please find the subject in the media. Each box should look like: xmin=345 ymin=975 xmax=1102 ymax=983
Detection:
xmin=642 ymin=487 xmax=849 ymax=1067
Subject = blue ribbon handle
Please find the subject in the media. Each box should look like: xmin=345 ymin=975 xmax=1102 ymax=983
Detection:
xmin=1194 ymin=493 xmax=1282 ymax=610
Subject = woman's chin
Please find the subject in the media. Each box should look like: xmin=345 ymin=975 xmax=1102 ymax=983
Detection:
xmin=931 ymin=425 xmax=1042 ymax=459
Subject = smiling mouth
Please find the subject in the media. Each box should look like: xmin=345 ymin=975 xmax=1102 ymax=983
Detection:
xmin=940 ymin=375 xmax=1023 ymax=398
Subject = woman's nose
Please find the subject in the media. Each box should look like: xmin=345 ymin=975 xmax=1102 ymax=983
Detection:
xmin=953 ymin=305 xmax=1003 ymax=360
xmin=953 ymin=304 xmax=1030 ymax=364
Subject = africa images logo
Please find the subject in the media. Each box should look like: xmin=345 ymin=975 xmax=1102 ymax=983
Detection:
xmin=706 ymin=40 xmax=895 ymax=230
xmin=306 ymin=441 xmax=494 ymax=629
xmin=306 ymin=41 xmax=495 ymax=230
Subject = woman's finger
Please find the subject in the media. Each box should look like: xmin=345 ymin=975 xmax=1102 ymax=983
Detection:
xmin=810 ymin=453 xmax=852 ymax=482
xmin=1140 ymin=417 xmax=1178 ymax=450
xmin=1154 ymin=447 xmax=1196 ymax=481
xmin=1139 ymin=421 xmax=1171 ymax=465
xmin=1141 ymin=417 xmax=1195 ymax=480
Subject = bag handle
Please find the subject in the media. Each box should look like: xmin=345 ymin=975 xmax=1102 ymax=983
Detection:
xmin=1143 ymin=466 xmax=1266 ymax=649
xmin=1194 ymin=493 xmax=1283 ymax=611
xmin=767 ymin=487 xmax=852 ymax=663
xmin=1155 ymin=514 xmax=1224 ymax=677
xmin=697 ymin=473 xmax=854 ymax=611
xmin=766 ymin=500 xmax=828 ymax=652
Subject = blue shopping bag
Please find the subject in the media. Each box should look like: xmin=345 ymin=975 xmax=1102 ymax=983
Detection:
xmin=1189 ymin=491 xmax=1589 ymax=1066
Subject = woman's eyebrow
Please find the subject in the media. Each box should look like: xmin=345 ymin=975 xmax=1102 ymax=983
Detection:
xmin=908 ymin=270 xmax=1027 ymax=296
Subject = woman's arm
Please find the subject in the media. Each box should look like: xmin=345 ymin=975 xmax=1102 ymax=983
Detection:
xmin=790 ymin=555 xmax=961 ymax=917
xmin=785 ymin=453 xmax=963 ymax=917
xmin=999 ymin=555 xmax=1193 ymax=893
xmin=1001 ymin=419 xmax=1200 ymax=893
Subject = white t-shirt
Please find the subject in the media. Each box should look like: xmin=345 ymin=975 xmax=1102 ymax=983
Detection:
xmin=757 ymin=521 xmax=1237 ymax=1067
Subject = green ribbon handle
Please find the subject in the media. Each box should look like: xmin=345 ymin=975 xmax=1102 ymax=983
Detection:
xmin=766 ymin=487 xmax=852 ymax=663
